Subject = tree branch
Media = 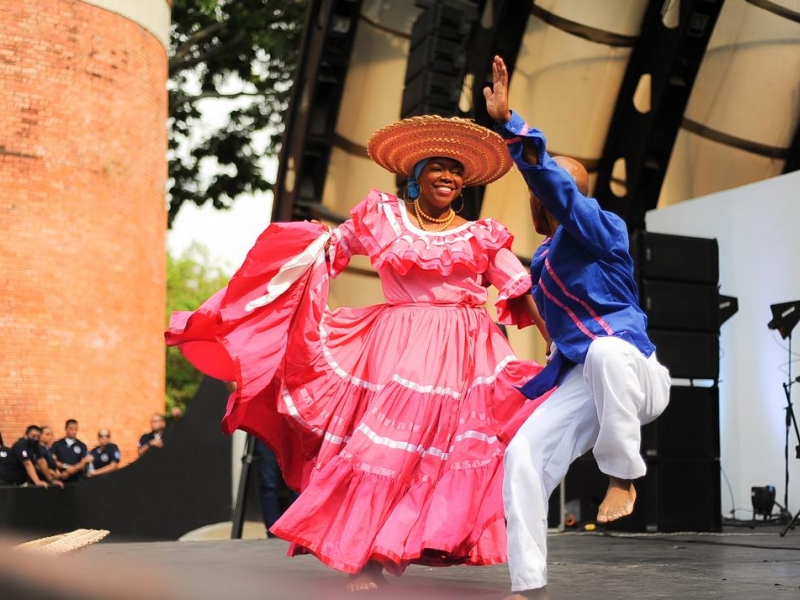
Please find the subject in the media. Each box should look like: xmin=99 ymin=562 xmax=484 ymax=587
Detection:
xmin=170 ymin=21 xmax=229 ymax=68
xmin=169 ymin=13 xmax=290 ymax=74
xmin=169 ymin=32 xmax=248 ymax=76
xmin=172 ymin=90 xmax=266 ymax=106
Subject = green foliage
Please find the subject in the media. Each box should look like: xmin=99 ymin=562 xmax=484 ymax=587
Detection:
xmin=168 ymin=0 xmax=307 ymax=227
xmin=165 ymin=244 xmax=230 ymax=413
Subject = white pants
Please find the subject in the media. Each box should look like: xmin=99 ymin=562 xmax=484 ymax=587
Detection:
xmin=504 ymin=336 xmax=671 ymax=592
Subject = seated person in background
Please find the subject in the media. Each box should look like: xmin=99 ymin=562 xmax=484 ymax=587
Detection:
xmin=36 ymin=426 xmax=65 ymax=488
xmin=52 ymin=418 xmax=92 ymax=483
xmin=87 ymin=430 xmax=121 ymax=477
xmin=138 ymin=414 xmax=166 ymax=456
xmin=0 ymin=425 xmax=50 ymax=488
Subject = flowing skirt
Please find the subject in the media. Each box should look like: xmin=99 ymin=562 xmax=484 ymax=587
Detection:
xmin=166 ymin=222 xmax=548 ymax=575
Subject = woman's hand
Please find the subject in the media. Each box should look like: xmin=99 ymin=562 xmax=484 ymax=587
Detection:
xmin=545 ymin=339 xmax=556 ymax=364
xmin=310 ymin=219 xmax=332 ymax=251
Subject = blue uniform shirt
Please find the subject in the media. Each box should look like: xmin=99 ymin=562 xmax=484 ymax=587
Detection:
xmin=89 ymin=443 xmax=121 ymax=470
xmin=39 ymin=445 xmax=58 ymax=471
xmin=138 ymin=432 xmax=162 ymax=450
xmin=52 ymin=437 xmax=89 ymax=482
xmin=495 ymin=113 xmax=654 ymax=395
xmin=52 ymin=437 xmax=89 ymax=466
xmin=0 ymin=438 xmax=40 ymax=485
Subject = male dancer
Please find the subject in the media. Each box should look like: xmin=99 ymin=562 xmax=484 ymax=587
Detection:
xmin=484 ymin=56 xmax=672 ymax=599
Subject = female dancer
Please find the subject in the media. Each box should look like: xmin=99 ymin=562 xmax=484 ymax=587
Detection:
xmin=166 ymin=115 xmax=550 ymax=591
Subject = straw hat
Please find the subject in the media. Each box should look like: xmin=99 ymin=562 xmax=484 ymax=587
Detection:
xmin=367 ymin=115 xmax=513 ymax=187
xmin=16 ymin=529 xmax=110 ymax=554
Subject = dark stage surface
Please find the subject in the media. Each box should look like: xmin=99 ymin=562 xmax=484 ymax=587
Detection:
xmin=5 ymin=527 xmax=799 ymax=599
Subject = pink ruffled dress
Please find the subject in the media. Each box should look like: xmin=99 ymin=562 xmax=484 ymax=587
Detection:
xmin=166 ymin=190 xmax=548 ymax=575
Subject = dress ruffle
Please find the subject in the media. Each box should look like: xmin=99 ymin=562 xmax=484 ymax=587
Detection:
xmin=496 ymin=271 xmax=536 ymax=328
xmin=166 ymin=214 xmax=548 ymax=577
xmin=353 ymin=189 xmax=516 ymax=277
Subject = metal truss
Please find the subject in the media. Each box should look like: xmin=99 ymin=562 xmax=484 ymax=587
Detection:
xmin=272 ymin=0 xmax=364 ymax=223
xmin=457 ymin=0 xmax=532 ymax=219
xmin=593 ymin=0 xmax=726 ymax=230
xmin=785 ymin=123 xmax=800 ymax=175
xmin=274 ymin=0 xmax=537 ymax=224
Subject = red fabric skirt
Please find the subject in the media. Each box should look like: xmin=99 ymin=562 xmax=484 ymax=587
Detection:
xmin=166 ymin=221 xmax=548 ymax=575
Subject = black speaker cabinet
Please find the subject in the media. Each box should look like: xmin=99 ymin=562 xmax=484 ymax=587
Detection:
xmin=628 ymin=458 xmax=722 ymax=533
xmin=631 ymin=230 xmax=719 ymax=285
xmin=548 ymin=453 xmax=607 ymax=529
xmin=649 ymin=329 xmax=719 ymax=380
xmin=550 ymin=453 xmax=721 ymax=533
xmin=640 ymin=280 xmax=720 ymax=332
xmin=642 ymin=385 xmax=719 ymax=460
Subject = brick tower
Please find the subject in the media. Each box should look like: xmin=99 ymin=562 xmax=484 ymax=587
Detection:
xmin=0 ymin=0 xmax=171 ymax=464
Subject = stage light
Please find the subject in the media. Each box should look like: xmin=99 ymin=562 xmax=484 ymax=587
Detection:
xmin=766 ymin=300 xmax=800 ymax=535
xmin=751 ymin=485 xmax=776 ymax=519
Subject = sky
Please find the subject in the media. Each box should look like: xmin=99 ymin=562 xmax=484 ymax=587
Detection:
xmin=167 ymin=190 xmax=274 ymax=275
xmin=166 ymin=93 xmax=275 ymax=276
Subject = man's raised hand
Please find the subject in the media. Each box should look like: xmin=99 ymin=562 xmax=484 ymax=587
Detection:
xmin=483 ymin=55 xmax=512 ymax=124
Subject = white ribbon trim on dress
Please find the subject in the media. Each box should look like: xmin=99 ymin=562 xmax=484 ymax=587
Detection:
xmin=319 ymin=328 xmax=516 ymax=400
xmin=354 ymin=422 xmax=499 ymax=460
xmin=245 ymin=231 xmax=331 ymax=312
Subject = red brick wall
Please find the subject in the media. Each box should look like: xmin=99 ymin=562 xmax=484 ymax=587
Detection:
xmin=0 ymin=0 xmax=168 ymax=465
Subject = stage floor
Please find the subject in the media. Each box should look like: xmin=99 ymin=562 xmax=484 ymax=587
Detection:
xmin=6 ymin=526 xmax=800 ymax=599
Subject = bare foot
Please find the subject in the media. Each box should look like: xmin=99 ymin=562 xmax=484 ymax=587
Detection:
xmin=346 ymin=562 xmax=387 ymax=592
xmin=597 ymin=477 xmax=637 ymax=523
xmin=503 ymin=588 xmax=548 ymax=600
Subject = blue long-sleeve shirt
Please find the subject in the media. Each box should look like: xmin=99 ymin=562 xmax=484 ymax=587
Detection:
xmin=497 ymin=112 xmax=654 ymax=371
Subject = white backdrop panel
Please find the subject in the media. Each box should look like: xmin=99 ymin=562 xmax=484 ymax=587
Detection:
xmin=646 ymin=170 xmax=800 ymax=519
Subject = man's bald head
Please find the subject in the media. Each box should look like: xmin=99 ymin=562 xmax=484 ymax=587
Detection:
xmin=553 ymin=156 xmax=589 ymax=196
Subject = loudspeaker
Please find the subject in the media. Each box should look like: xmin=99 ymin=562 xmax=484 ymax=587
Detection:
xmin=628 ymin=458 xmax=722 ymax=533
xmin=548 ymin=454 xmax=606 ymax=529
xmin=550 ymin=454 xmax=721 ymax=533
xmin=640 ymin=280 xmax=720 ymax=332
xmin=405 ymin=33 xmax=464 ymax=84
xmin=649 ymin=329 xmax=719 ymax=380
xmin=401 ymin=69 xmax=461 ymax=117
xmin=641 ymin=386 xmax=719 ymax=460
xmin=401 ymin=1 xmax=478 ymax=118
xmin=631 ymin=230 xmax=719 ymax=284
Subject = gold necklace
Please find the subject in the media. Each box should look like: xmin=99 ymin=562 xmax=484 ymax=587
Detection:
xmin=414 ymin=202 xmax=456 ymax=232
xmin=413 ymin=199 xmax=456 ymax=231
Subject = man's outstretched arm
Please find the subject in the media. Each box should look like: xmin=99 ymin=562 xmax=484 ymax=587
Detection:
xmin=483 ymin=55 xmax=540 ymax=166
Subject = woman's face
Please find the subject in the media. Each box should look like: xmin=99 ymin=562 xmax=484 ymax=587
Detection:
xmin=417 ymin=157 xmax=464 ymax=210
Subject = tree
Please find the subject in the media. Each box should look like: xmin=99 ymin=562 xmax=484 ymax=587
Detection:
xmin=165 ymin=244 xmax=231 ymax=413
xmin=168 ymin=0 xmax=307 ymax=227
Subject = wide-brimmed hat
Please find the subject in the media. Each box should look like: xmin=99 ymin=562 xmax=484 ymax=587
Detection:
xmin=367 ymin=115 xmax=513 ymax=187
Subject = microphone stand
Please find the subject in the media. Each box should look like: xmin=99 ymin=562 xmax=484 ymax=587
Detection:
xmin=231 ymin=433 xmax=256 ymax=539
xmin=768 ymin=302 xmax=800 ymax=536
xmin=780 ymin=334 xmax=800 ymax=537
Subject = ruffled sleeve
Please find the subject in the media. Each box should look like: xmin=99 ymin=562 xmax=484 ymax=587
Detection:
xmin=350 ymin=190 xmax=518 ymax=277
xmin=484 ymin=239 xmax=534 ymax=329
xmin=328 ymin=217 xmax=368 ymax=278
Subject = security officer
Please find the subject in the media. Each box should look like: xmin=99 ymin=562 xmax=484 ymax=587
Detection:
xmin=52 ymin=419 xmax=91 ymax=483
xmin=0 ymin=430 xmax=9 ymax=466
xmin=0 ymin=425 xmax=49 ymax=487
xmin=87 ymin=430 xmax=121 ymax=477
